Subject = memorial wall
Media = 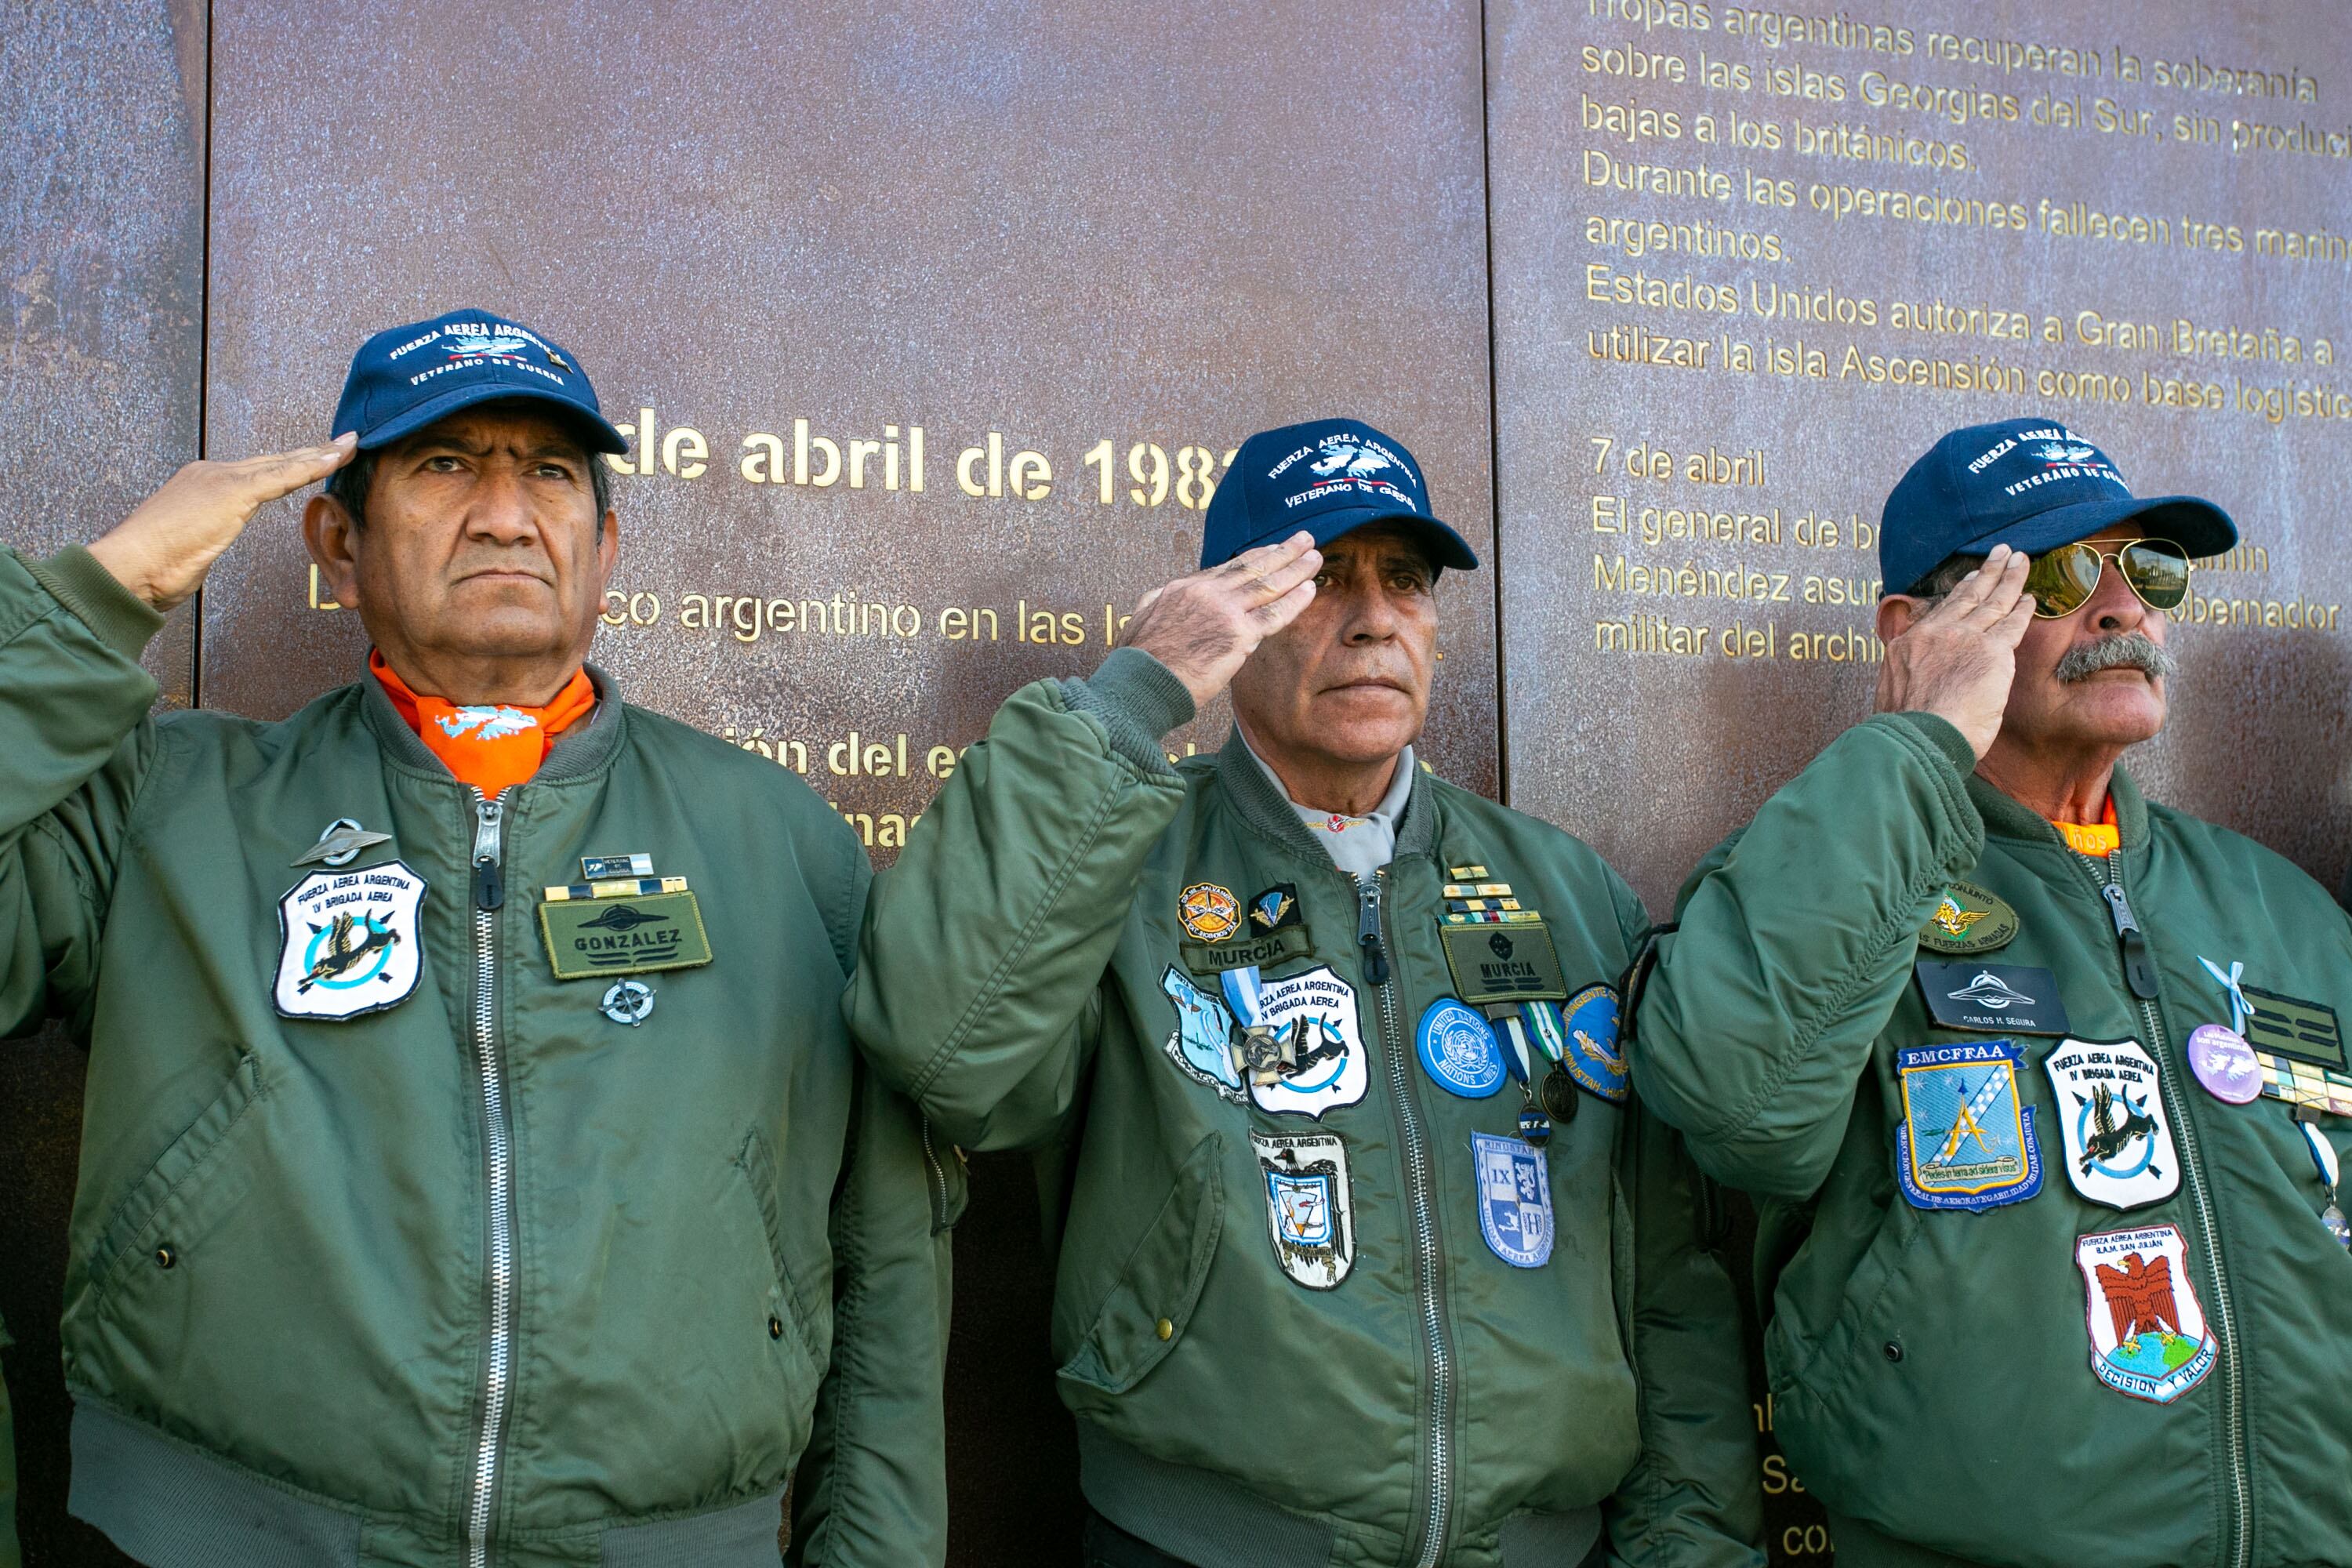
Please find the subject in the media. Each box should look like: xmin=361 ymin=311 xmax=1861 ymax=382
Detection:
xmin=0 ymin=1 xmax=2345 ymax=1563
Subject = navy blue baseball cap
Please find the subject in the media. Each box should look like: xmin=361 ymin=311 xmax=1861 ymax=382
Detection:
xmin=330 ymin=309 xmax=628 ymax=456
xmin=1201 ymin=419 xmax=1478 ymax=572
xmin=1881 ymin=416 xmax=2235 ymax=596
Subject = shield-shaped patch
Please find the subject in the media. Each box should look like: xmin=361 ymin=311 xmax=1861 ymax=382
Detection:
xmin=2075 ymin=1223 xmax=2219 ymax=1403
xmin=1893 ymin=1040 xmax=2043 ymax=1211
xmin=1252 ymin=1131 xmax=1352 ymax=1289
xmin=274 ymin=861 xmax=428 ymax=1021
xmin=2045 ymin=1037 xmax=2180 ymax=1210
xmin=1472 ymin=1131 xmax=1554 ymax=1268
xmin=1247 ymin=964 xmax=1370 ymax=1118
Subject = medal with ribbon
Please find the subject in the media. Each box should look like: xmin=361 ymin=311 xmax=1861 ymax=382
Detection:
xmin=1221 ymin=965 xmax=1287 ymax=1085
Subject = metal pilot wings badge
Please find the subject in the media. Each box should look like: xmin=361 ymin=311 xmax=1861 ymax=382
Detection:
xmin=274 ymin=862 xmax=427 ymax=1020
xmin=1894 ymin=1040 xmax=2043 ymax=1211
xmin=1252 ymin=1130 xmax=1353 ymax=1289
xmin=2075 ymin=1224 xmax=2218 ymax=1403
xmin=2045 ymin=1037 xmax=2180 ymax=1210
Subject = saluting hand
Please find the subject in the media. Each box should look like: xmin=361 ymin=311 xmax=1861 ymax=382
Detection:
xmin=1875 ymin=543 xmax=2034 ymax=760
xmin=1117 ymin=531 xmax=1323 ymax=708
xmin=87 ymin=434 xmax=358 ymax=612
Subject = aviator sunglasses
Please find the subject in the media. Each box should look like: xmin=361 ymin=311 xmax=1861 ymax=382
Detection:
xmin=2022 ymin=538 xmax=2192 ymax=619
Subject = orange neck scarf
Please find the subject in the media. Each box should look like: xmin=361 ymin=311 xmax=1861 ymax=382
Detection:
xmin=370 ymin=651 xmax=597 ymax=799
xmin=2053 ymin=797 xmax=2122 ymax=858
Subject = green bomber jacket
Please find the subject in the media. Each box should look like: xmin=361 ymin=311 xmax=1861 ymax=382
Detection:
xmin=1635 ymin=711 xmax=2352 ymax=1568
xmin=0 ymin=546 xmax=953 ymax=1568
xmin=846 ymin=650 xmax=1763 ymax=1568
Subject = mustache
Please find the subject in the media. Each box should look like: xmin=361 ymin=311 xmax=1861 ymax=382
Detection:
xmin=2055 ymin=632 xmax=2176 ymax=684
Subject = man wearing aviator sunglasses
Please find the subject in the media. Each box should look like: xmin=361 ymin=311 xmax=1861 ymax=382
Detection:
xmin=1632 ymin=416 xmax=2352 ymax=1568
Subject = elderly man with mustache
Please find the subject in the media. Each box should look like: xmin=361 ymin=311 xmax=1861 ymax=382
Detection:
xmin=851 ymin=419 xmax=1762 ymax=1568
xmin=1634 ymin=416 xmax=2352 ymax=1568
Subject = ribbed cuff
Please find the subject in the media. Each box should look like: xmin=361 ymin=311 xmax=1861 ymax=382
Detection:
xmin=28 ymin=546 xmax=167 ymax=661
xmin=1058 ymin=649 xmax=1196 ymax=775
xmin=1886 ymin=710 xmax=1979 ymax=777
xmin=1083 ymin=648 xmax=1195 ymax=739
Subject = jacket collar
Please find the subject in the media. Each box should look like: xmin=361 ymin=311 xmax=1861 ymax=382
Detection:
xmin=359 ymin=661 xmax=628 ymax=788
xmin=1213 ymin=727 xmax=1436 ymax=865
xmin=1966 ymin=760 xmax=2149 ymax=851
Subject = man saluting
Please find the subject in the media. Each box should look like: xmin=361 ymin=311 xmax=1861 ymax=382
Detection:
xmin=0 ymin=310 xmax=946 ymax=1567
xmin=851 ymin=419 xmax=1761 ymax=1567
xmin=1635 ymin=417 xmax=2352 ymax=1568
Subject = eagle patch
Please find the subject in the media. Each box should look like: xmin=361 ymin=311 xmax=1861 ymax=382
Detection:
xmin=2075 ymin=1224 xmax=2218 ymax=1403
xmin=274 ymin=862 xmax=427 ymax=1021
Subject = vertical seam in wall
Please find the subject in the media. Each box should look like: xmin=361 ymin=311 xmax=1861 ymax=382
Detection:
xmin=1476 ymin=0 xmax=1508 ymax=807
xmin=191 ymin=0 xmax=215 ymax=708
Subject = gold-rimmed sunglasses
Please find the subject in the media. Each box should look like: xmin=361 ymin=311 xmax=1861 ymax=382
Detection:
xmin=2022 ymin=538 xmax=2192 ymax=619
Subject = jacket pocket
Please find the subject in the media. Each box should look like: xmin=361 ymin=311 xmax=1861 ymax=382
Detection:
xmin=1056 ymin=1133 xmax=1224 ymax=1397
xmin=733 ymin=1128 xmax=827 ymax=1392
xmin=85 ymin=1051 xmax=268 ymax=1301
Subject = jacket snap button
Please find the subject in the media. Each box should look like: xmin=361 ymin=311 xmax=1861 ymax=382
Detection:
xmin=154 ymin=1245 xmax=176 ymax=1270
xmin=1155 ymin=1318 xmax=1174 ymax=1341
xmin=1882 ymin=1340 xmax=1904 ymax=1363
xmin=768 ymin=1316 xmax=785 ymax=1340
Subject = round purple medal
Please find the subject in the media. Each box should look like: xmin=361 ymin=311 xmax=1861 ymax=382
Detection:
xmin=2187 ymin=1023 xmax=2261 ymax=1104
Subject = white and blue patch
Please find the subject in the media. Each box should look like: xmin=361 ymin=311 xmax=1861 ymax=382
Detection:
xmin=1160 ymin=966 xmax=1245 ymax=1104
xmin=1252 ymin=1130 xmax=1353 ymax=1288
xmin=1472 ymin=1131 xmax=1554 ymax=1269
xmin=1554 ymin=984 xmax=1628 ymax=1104
xmin=274 ymin=861 xmax=427 ymax=1021
xmin=1894 ymin=1040 xmax=2043 ymax=1212
xmin=1417 ymin=998 xmax=1504 ymax=1098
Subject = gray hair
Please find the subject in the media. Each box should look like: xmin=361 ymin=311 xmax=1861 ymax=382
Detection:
xmin=1897 ymin=554 xmax=1986 ymax=602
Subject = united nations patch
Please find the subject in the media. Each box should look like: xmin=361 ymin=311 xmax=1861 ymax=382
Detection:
xmin=1916 ymin=880 xmax=2020 ymax=955
xmin=1415 ymin=997 xmax=1504 ymax=1098
xmin=1252 ymin=1130 xmax=1353 ymax=1289
xmin=1472 ymin=1131 xmax=1554 ymax=1269
xmin=1893 ymin=1040 xmax=2042 ymax=1211
xmin=1178 ymin=882 xmax=1241 ymax=943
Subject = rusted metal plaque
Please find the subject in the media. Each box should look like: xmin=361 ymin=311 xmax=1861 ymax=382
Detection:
xmin=0 ymin=3 xmax=206 ymax=1563
xmin=1493 ymin=0 xmax=2352 ymax=919
xmin=199 ymin=2 xmax=1493 ymax=1559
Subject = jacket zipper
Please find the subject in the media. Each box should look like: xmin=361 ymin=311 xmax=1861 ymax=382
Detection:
xmin=2085 ymin=853 xmax=2247 ymax=1568
xmin=919 ymin=1116 xmax=949 ymax=1229
xmin=1360 ymin=869 xmax=1451 ymax=1568
xmin=466 ymin=791 xmax=514 ymax=1568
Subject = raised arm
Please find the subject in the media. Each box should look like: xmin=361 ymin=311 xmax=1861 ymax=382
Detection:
xmin=2 ymin=437 xmax=353 ymax=1036
xmin=844 ymin=535 xmax=1321 ymax=1150
xmin=1631 ymin=550 xmax=2031 ymax=1198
